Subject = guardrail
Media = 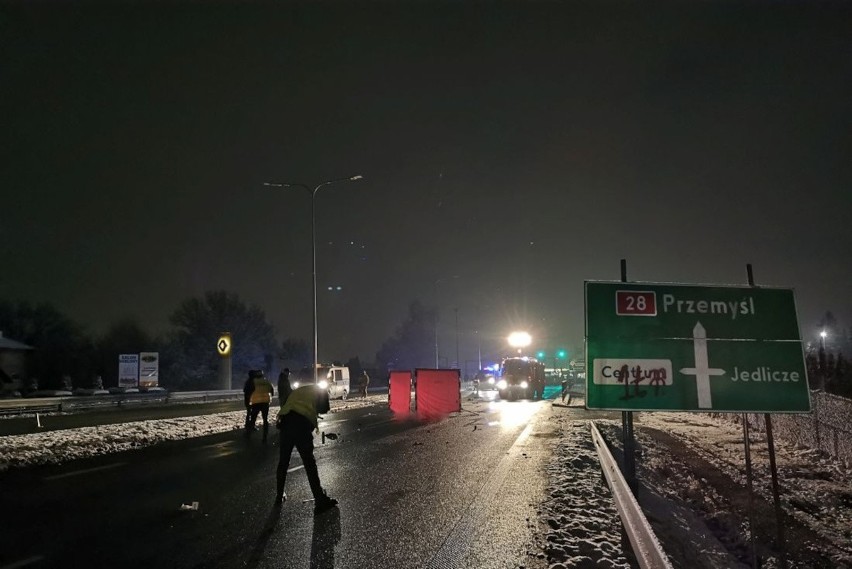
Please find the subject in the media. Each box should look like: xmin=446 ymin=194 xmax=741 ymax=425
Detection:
xmin=590 ymin=421 xmax=673 ymax=569
xmin=0 ymin=398 xmax=64 ymax=415
xmin=0 ymin=390 xmax=246 ymax=416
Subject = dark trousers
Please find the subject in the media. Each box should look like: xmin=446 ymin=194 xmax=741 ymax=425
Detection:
xmin=246 ymin=403 xmax=270 ymax=439
xmin=276 ymin=413 xmax=324 ymax=500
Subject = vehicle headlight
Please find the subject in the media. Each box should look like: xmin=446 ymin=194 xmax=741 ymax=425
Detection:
xmin=317 ymin=380 xmax=329 ymax=389
xmin=520 ymin=381 xmax=529 ymax=389
xmin=497 ymin=380 xmax=507 ymax=390
xmin=487 ymin=377 xmax=495 ymax=385
xmin=293 ymin=382 xmax=300 ymax=388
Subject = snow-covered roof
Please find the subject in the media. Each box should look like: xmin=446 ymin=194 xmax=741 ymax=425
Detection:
xmin=0 ymin=333 xmax=33 ymax=351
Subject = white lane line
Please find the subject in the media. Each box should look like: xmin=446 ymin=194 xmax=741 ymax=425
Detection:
xmin=1 ymin=555 xmax=45 ymax=568
xmin=287 ymin=465 xmax=304 ymax=473
xmin=426 ymin=414 xmax=539 ymax=569
xmin=43 ymin=462 xmax=126 ymax=481
xmin=200 ymin=441 xmax=235 ymax=449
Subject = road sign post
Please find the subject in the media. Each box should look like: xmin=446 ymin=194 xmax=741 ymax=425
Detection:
xmin=585 ymin=282 xmax=811 ymax=413
xmin=217 ymin=332 xmax=232 ymax=390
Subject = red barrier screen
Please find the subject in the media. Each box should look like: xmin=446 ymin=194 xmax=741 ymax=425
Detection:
xmin=415 ymin=368 xmax=461 ymax=419
xmin=388 ymin=371 xmax=411 ymax=414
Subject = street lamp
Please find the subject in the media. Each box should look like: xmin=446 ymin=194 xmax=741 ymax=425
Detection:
xmin=820 ymin=330 xmax=827 ymax=350
xmin=264 ymin=175 xmax=363 ymax=383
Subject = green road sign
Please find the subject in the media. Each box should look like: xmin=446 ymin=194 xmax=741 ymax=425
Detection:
xmin=585 ymin=281 xmax=811 ymax=413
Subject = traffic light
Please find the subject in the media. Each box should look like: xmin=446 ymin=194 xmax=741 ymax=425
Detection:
xmin=557 ymin=349 xmax=567 ymax=359
xmin=536 ymin=351 xmax=545 ymax=359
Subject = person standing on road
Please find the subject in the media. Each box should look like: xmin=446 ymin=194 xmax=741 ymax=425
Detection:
xmin=278 ymin=368 xmax=293 ymax=404
xmin=358 ymin=370 xmax=370 ymax=398
xmin=246 ymin=370 xmax=275 ymax=442
xmin=275 ymin=385 xmax=338 ymax=513
xmin=243 ymin=371 xmax=255 ymax=428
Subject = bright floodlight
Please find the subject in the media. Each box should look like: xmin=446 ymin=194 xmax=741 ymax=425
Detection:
xmin=820 ymin=330 xmax=828 ymax=339
xmin=507 ymin=331 xmax=532 ymax=348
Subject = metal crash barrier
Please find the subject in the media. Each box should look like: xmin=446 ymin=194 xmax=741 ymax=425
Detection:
xmin=0 ymin=390 xmax=247 ymax=416
xmin=590 ymin=421 xmax=673 ymax=569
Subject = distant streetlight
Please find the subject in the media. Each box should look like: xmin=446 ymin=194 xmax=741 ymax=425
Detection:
xmin=507 ymin=331 xmax=532 ymax=354
xmin=433 ymin=276 xmax=460 ymax=368
xmin=264 ymin=175 xmax=363 ymax=383
xmin=454 ymin=307 xmax=460 ymax=370
xmin=820 ymin=330 xmax=827 ymax=351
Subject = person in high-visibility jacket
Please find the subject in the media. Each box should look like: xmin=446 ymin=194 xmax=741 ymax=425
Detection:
xmin=245 ymin=370 xmax=274 ymax=442
xmin=275 ymin=383 xmax=338 ymax=513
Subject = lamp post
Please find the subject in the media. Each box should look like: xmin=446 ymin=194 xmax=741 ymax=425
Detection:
xmin=264 ymin=175 xmax=363 ymax=383
xmin=454 ymin=307 xmax=459 ymax=370
xmin=432 ymin=276 xmax=459 ymax=368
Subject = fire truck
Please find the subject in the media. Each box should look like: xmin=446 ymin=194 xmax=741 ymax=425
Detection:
xmin=497 ymin=357 xmax=546 ymax=400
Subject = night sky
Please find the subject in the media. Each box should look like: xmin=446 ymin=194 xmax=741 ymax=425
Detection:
xmin=2 ymin=1 xmax=850 ymax=369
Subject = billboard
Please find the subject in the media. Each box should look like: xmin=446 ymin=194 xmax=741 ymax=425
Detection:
xmin=139 ymin=352 xmax=160 ymax=388
xmin=118 ymin=354 xmax=139 ymax=388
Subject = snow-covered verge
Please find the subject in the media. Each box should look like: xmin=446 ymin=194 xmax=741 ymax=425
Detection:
xmin=534 ymin=405 xmax=852 ymax=569
xmin=632 ymin=412 xmax=852 ymax=568
xmin=535 ymin=411 xmax=631 ymax=569
xmin=0 ymin=395 xmax=382 ymax=472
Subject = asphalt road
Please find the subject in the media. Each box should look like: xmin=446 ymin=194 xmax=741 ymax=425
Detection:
xmin=0 ymin=390 xmax=558 ymax=569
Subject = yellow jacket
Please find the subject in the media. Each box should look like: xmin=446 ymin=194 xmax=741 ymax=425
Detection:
xmin=249 ymin=377 xmax=274 ymax=405
xmin=277 ymin=385 xmax=319 ymax=429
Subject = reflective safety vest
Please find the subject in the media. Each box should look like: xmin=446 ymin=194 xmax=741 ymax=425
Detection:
xmin=277 ymin=385 xmax=319 ymax=429
xmin=249 ymin=377 xmax=274 ymax=405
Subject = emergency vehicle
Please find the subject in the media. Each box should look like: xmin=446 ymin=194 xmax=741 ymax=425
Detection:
xmin=497 ymin=357 xmax=546 ymax=400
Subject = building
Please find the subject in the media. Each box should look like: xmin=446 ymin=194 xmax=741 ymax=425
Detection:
xmin=0 ymin=331 xmax=34 ymax=395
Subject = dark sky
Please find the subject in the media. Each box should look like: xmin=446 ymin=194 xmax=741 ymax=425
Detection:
xmin=2 ymin=1 xmax=851 ymax=369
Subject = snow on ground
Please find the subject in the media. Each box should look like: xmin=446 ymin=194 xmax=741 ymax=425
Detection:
xmin=536 ymin=404 xmax=852 ymax=569
xmin=634 ymin=411 xmax=852 ymax=568
xmin=536 ymin=411 xmax=630 ymax=569
xmin=0 ymin=394 xmax=383 ymax=472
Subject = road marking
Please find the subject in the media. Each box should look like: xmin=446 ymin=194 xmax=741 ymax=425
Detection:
xmin=288 ymin=465 xmax=304 ymax=473
xmin=425 ymin=405 xmax=539 ymax=569
xmin=1 ymin=555 xmax=45 ymax=568
xmin=198 ymin=441 xmax=235 ymax=450
xmin=43 ymin=462 xmax=126 ymax=481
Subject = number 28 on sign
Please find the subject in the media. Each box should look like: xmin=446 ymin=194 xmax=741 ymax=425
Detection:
xmin=616 ymin=290 xmax=657 ymax=316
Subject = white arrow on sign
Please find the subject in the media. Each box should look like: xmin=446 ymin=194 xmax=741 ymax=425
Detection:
xmin=679 ymin=322 xmax=726 ymax=408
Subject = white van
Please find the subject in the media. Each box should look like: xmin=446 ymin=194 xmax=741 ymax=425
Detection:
xmin=293 ymin=365 xmax=350 ymax=400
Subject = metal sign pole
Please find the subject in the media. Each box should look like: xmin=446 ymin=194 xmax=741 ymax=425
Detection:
xmin=217 ymin=332 xmax=232 ymax=390
xmin=742 ymin=413 xmax=759 ymax=569
xmin=747 ymin=263 xmax=787 ymax=569
xmin=620 ymin=258 xmax=638 ymax=496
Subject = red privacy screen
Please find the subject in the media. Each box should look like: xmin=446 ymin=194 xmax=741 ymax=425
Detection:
xmin=415 ymin=368 xmax=461 ymax=419
xmin=388 ymin=371 xmax=412 ymax=414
